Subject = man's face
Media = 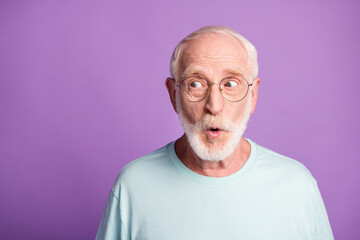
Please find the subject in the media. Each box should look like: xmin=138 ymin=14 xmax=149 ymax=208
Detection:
xmin=173 ymin=32 xmax=258 ymax=161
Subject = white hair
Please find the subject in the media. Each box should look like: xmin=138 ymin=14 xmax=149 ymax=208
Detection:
xmin=170 ymin=25 xmax=259 ymax=81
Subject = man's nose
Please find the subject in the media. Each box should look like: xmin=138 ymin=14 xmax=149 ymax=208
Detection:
xmin=205 ymin=83 xmax=224 ymax=115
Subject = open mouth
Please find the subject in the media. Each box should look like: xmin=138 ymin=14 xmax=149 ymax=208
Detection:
xmin=206 ymin=127 xmax=223 ymax=138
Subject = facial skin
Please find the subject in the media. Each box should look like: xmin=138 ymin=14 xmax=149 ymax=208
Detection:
xmin=166 ymin=32 xmax=260 ymax=177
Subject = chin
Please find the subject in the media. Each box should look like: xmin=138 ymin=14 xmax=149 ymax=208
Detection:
xmin=189 ymin=132 xmax=243 ymax=161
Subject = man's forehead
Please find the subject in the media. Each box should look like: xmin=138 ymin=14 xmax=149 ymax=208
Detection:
xmin=178 ymin=32 xmax=250 ymax=78
xmin=182 ymin=32 xmax=246 ymax=54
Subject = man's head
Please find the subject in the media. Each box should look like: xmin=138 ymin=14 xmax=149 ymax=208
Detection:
xmin=166 ymin=26 xmax=260 ymax=161
xmin=170 ymin=26 xmax=259 ymax=82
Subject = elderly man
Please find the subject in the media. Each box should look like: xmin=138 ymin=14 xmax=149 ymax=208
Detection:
xmin=96 ymin=26 xmax=334 ymax=239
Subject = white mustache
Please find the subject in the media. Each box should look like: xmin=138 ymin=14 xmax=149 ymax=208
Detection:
xmin=193 ymin=114 xmax=236 ymax=132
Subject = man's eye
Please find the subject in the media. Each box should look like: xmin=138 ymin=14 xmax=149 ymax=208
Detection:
xmin=224 ymin=80 xmax=238 ymax=88
xmin=190 ymin=81 xmax=203 ymax=88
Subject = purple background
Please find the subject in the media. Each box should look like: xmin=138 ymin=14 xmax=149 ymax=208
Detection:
xmin=0 ymin=0 xmax=359 ymax=239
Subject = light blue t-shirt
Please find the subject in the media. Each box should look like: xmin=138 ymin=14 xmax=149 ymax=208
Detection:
xmin=96 ymin=139 xmax=334 ymax=240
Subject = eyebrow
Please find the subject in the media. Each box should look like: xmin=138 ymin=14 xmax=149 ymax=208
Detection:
xmin=181 ymin=66 xmax=206 ymax=79
xmin=223 ymin=68 xmax=247 ymax=77
xmin=181 ymin=66 xmax=246 ymax=79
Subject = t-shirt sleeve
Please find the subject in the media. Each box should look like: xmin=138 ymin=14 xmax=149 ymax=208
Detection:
xmin=95 ymin=190 xmax=123 ymax=240
xmin=309 ymin=179 xmax=334 ymax=240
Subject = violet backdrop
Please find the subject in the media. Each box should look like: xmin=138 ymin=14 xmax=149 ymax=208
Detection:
xmin=0 ymin=0 xmax=359 ymax=239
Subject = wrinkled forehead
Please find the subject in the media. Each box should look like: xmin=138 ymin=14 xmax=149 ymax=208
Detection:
xmin=178 ymin=32 xmax=251 ymax=79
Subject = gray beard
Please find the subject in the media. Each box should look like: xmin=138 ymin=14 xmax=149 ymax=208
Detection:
xmin=177 ymin=97 xmax=251 ymax=161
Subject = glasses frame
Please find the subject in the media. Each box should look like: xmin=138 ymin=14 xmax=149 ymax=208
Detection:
xmin=175 ymin=76 xmax=253 ymax=102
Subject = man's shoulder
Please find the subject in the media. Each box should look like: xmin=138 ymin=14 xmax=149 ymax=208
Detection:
xmin=112 ymin=142 xmax=174 ymax=188
xmin=251 ymin=140 xmax=315 ymax=182
xmin=123 ymin=143 xmax=171 ymax=171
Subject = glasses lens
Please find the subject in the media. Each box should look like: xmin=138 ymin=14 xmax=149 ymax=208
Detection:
xmin=180 ymin=77 xmax=208 ymax=102
xmin=220 ymin=77 xmax=250 ymax=102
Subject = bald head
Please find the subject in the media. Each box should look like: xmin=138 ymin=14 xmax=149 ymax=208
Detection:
xmin=170 ymin=26 xmax=258 ymax=81
xmin=178 ymin=32 xmax=252 ymax=82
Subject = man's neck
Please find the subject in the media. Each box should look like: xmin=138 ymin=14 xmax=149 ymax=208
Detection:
xmin=174 ymin=135 xmax=251 ymax=177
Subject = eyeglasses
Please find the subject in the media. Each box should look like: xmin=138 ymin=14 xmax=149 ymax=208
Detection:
xmin=176 ymin=75 xmax=253 ymax=102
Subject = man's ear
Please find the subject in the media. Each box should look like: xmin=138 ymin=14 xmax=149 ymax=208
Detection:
xmin=165 ymin=77 xmax=178 ymax=113
xmin=250 ymin=78 xmax=261 ymax=114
